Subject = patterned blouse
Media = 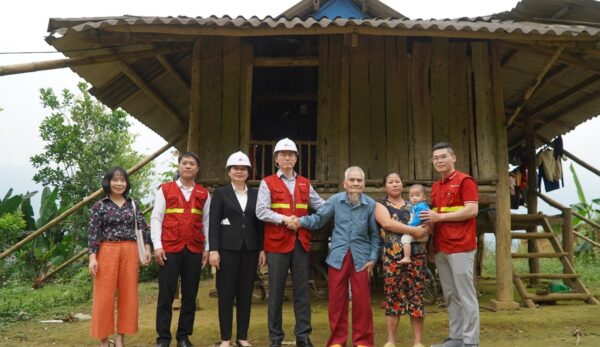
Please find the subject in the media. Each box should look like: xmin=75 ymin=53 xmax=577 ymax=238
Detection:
xmin=88 ymin=197 xmax=151 ymax=254
xmin=380 ymin=199 xmax=413 ymax=259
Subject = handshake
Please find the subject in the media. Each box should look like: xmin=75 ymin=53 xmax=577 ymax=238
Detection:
xmin=282 ymin=215 xmax=301 ymax=231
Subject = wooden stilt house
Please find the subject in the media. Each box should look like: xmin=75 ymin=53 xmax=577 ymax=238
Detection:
xmin=3 ymin=0 xmax=599 ymax=307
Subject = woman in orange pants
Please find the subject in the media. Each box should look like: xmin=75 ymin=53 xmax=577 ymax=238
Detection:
xmin=88 ymin=167 xmax=152 ymax=347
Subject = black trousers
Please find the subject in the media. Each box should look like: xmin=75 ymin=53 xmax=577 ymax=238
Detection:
xmin=156 ymin=246 xmax=202 ymax=343
xmin=266 ymin=239 xmax=311 ymax=344
xmin=216 ymin=247 xmax=259 ymax=341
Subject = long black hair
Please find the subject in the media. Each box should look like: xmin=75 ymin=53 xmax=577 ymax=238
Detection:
xmin=101 ymin=166 xmax=131 ymax=196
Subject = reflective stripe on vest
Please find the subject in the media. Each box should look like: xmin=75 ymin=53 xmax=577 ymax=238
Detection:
xmin=440 ymin=206 xmax=464 ymax=212
xmin=271 ymin=203 xmax=291 ymax=209
xmin=165 ymin=208 xmax=202 ymax=215
xmin=295 ymin=203 xmax=308 ymax=209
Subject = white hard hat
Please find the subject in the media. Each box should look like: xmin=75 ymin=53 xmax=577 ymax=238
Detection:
xmin=273 ymin=138 xmax=298 ymax=154
xmin=225 ymin=151 xmax=251 ymax=168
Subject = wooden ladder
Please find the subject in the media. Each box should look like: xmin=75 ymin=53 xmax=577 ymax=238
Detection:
xmin=510 ymin=214 xmax=599 ymax=308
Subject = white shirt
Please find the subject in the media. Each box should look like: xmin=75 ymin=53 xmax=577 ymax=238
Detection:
xmin=232 ymin=182 xmax=248 ymax=211
xmin=150 ymin=179 xmax=211 ymax=251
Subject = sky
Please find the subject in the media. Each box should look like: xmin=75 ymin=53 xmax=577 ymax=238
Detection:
xmin=0 ymin=0 xmax=599 ymax=213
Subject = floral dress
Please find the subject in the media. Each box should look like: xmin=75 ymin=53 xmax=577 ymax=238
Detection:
xmin=380 ymin=199 xmax=427 ymax=317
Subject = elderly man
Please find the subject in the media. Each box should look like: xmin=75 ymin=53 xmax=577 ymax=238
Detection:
xmin=298 ymin=166 xmax=380 ymax=347
xmin=256 ymin=138 xmax=324 ymax=347
xmin=420 ymin=142 xmax=480 ymax=347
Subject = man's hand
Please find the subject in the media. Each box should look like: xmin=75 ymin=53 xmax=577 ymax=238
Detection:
xmin=143 ymin=244 xmax=152 ymax=266
xmin=154 ymin=248 xmax=167 ymax=266
xmin=202 ymin=252 xmax=209 ymax=269
xmin=258 ymin=250 xmax=267 ymax=267
xmin=359 ymin=260 xmax=376 ymax=278
xmin=420 ymin=209 xmax=442 ymax=223
xmin=209 ymin=251 xmax=220 ymax=270
xmin=88 ymin=254 xmax=98 ymax=276
xmin=283 ymin=216 xmax=300 ymax=231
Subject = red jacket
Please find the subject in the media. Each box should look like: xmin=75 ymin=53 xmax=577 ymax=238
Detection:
xmin=161 ymin=181 xmax=209 ymax=253
xmin=263 ymin=174 xmax=311 ymax=253
xmin=431 ymin=170 xmax=478 ymax=254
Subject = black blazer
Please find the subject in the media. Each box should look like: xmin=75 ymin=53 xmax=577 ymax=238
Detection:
xmin=209 ymin=184 xmax=263 ymax=252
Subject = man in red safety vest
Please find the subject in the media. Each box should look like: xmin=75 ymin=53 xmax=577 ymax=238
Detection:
xmin=420 ymin=142 xmax=480 ymax=347
xmin=256 ymin=138 xmax=324 ymax=347
xmin=151 ymin=152 xmax=210 ymax=347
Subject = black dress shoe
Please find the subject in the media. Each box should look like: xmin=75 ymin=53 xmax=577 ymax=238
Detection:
xmin=156 ymin=342 xmax=170 ymax=347
xmin=269 ymin=341 xmax=281 ymax=347
xmin=176 ymin=338 xmax=194 ymax=347
xmin=296 ymin=338 xmax=314 ymax=347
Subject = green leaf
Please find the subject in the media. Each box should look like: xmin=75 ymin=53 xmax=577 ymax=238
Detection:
xmin=20 ymin=197 xmax=37 ymax=231
xmin=569 ymin=163 xmax=587 ymax=206
xmin=2 ymin=188 xmax=13 ymax=202
xmin=0 ymin=195 xmax=23 ymax=216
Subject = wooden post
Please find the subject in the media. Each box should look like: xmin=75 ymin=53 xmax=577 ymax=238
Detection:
xmin=239 ymin=44 xmax=254 ymax=152
xmin=525 ymin=122 xmax=541 ymax=283
xmin=490 ymin=42 xmax=519 ymax=310
xmin=338 ymin=34 xmax=351 ymax=188
xmin=563 ymin=207 xmax=574 ymax=273
xmin=188 ymin=39 xmax=202 ymax=153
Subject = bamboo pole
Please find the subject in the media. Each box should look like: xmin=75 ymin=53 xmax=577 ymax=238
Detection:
xmin=0 ymin=46 xmax=189 ymax=76
xmin=506 ymin=47 xmax=563 ymax=127
xmin=32 ymin=248 xmax=88 ymax=288
xmin=32 ymin=204 xmax=155 ymax=288
xmin=0 ymin=139 xmax=179 ymax=261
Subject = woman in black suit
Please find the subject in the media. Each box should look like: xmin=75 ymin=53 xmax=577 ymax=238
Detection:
xmin=209 ymin=151 xmax=266 ymax=347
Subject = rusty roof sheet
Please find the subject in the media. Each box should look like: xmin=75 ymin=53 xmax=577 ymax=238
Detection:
xmin=48 ymin=15 xmax=600 ymax=38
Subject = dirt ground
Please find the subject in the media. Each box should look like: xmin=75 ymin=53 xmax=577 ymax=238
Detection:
xmin=1 ymin=279 xmax=599 ymax=347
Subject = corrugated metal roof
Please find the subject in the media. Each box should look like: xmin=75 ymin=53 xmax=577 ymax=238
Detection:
xmin=48 ymin=15 xmax=600 ymax=39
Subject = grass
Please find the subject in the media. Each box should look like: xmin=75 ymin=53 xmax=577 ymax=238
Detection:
xmin=1 ymin=274 xmax=600 ymax=346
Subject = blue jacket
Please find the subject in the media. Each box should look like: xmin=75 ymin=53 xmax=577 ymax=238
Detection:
xmin=300 ymin=192 xmax=381 ymax=271
xmin=408 ymin=201 xmax=430 ymax=227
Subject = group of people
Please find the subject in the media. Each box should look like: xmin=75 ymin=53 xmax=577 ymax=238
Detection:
xmin=87 ymin=138 xmax=480 ymax=347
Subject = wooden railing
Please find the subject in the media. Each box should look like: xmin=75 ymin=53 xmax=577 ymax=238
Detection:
xmin=248 ymin=140 xmax=317 ymax=180
xmin=537 ymin=192 xmax=600 ymax=252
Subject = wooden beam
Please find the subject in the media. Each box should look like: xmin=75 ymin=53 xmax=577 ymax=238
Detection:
xmin=239 ymin=44 xmax=254 ymax=152
xmin=506 ymin=47 xmax=563 ymax=127
xmin=500 ymin=48 xmax=519 ymax=67
xmin=252 ymin=56 xmax=319 ymax=67
xmin=254 ymin=92 xmax=317 ymax=102
xmin=525 ymin=121 xmax=541 ymax=283
xmin=530 ymin=64 xmax=572 ymax=97
xmin=0 ymin=46 xmax=189 ymax=76
xmin=526 ymin=74 xmax=600 ymax=120
xmin=531 ymin=90 xmax=600 ymax=132
xmin=518 ymin=124 xmax=600 ymax=177
xmin=338 ymin=34 xmax=351 ymax=189
xmin=102 ymin=24 xmax=598 ymax=42
xmin=156 ymin=54 xmax=190 ymax=92
xmin=188 ymin=39 xmax=202 ymax=153
xmin=499 ymin=41 xmax=600 ymax=75
xmin=118 ymin=59 xmax=184 ymax=127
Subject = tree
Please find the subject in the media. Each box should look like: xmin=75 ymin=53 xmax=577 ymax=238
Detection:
xmin=30 ymin=82 xmax=154 ymax=206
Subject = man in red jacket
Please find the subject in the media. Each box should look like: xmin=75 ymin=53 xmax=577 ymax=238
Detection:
xmin=151 ymin=152 xmax=210 ymax=347
xmin=420 ymin=142 xmax=480 ymax=347
xmin=256 ymin=138 xmax=324 ymax=347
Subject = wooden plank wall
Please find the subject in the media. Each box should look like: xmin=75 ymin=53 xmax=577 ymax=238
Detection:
xmin=194 ymin=37 xmax=244 ymax=180
xmin=326 ymin=35 xmax=500 ymax=183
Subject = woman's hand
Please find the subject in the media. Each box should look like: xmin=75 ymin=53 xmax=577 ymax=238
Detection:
xmin=209 ymin=251 xmax=220 ymax=270
xmin=88 ymin=254 xmax=98 ymax=276
xmin=258 ymin=250 xmax=267 ymax=267
xmin=143 ymin=244 xmax=152 ymax=266
xmin=411 ymin=226 xmax=427 ymax=239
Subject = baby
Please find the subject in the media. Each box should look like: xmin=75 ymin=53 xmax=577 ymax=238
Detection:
xmin=400 ymin=184 xmax=430 ymax=264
